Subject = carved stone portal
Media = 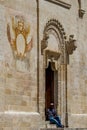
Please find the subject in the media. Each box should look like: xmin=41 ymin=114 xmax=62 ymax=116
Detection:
xmin=40 ymin=19 xmax=77 ymax=127
xmin=41 ymin=19 xmax=77 ymax=64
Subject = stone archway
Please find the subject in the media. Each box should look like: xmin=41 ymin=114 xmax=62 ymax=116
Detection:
xmin=41 ymin=19 xmax=77 ymax=127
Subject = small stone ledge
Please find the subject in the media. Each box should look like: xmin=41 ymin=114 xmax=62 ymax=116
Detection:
xmin=45 ymin=121 xmax=57 ymax=128
xmin=40 ymin=128 xmax=87 ymax=130
xmin=0 ymin=111 xmax=41 ymax=129
xmin=0 ymin=111 xmax=40 ymax=116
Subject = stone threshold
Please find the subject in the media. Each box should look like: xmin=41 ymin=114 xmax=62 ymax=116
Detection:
xmin=40 ymin=127 xmax=87 ymax=130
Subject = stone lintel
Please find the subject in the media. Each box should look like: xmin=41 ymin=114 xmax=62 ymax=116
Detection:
xmin=45 ymin=49 xmax=60 ymax=60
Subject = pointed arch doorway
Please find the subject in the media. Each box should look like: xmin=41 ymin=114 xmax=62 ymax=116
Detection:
xmin=41 ymin=18 xmax=67 ymax=125
xmin=40 ymin=19 xmax=76 ymax=127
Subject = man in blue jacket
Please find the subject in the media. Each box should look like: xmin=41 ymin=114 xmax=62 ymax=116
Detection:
xmin=46 ymin=103 xmax=64 ymax=128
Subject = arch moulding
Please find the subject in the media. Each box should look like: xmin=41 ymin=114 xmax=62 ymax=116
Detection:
xmin=40 ymin=19 xmax=77 ymax=127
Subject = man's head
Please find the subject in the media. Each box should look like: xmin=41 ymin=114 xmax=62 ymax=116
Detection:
xmin=50 ymin=103 xmax=54 ymax=108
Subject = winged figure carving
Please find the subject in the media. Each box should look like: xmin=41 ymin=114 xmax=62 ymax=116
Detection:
xmin=7 ymin=17 xmax=33 ymax=59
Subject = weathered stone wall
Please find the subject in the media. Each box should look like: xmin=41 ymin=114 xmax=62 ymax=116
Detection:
xmin=0 ymin=0 xmax=87 ymax=129
xmin=0 ymin=0 xmax=42 ymax=129
xmin=39 ymin=0 xmax=87 ymax=128
xmin=67 ymin=0 xmax=87 ymax=128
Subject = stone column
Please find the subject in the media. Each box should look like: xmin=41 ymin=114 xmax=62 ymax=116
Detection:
xmin=58 ymin=64 xmax=68 ymax=127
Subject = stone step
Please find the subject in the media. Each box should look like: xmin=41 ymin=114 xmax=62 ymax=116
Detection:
xmin=45 ymin=121 xmax=57 ymax=128
xmin=40 ymin=126 xmax=64 ymax=130
xmin=42 ymin=121 xmax=64 ymax=129
xmin=46 ymin=123 xmax=57 ymax=128
xmin=40 ymin=127 xmax=87 ymax=130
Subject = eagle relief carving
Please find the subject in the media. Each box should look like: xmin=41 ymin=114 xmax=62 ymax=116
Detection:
xmin=7 ymin=16 xmax=33 ymax=59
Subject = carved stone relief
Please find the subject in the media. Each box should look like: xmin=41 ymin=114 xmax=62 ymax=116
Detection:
xmin=41 ymin=19 xmax=77 ymax=66
xmin=66 ymin=35 xmax=77 ymax=55
xmin=41 ymin=18 xmax=77 ymax=126
xmin=65 ymin=35 xmax=77 ymax=64
xmin=41 ymin=19 xmax=67 ymax=66
xmin=44 ymin=49 xmax=60 ymax=70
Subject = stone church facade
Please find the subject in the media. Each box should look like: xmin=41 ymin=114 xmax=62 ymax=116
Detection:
xmin=0 ymin=0 xmax=87 ymax=129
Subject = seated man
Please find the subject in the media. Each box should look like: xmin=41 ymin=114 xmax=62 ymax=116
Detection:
xmin=46 ymin=103 xmax=64 ymax=128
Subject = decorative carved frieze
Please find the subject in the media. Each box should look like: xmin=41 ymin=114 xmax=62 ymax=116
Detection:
xmin=45 ymin=0 xmax=71 ymax=9
xmin=41 ymin=19 xmax=77 ymax=65
xmin=41 ymin=19 xmax=67 ymax=60
xmin=45 ymin=49 xmax=61 ymax=60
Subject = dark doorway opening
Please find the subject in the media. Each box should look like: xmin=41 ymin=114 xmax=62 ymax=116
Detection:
xmin=45 ymin=62 xmax=54 ymax=114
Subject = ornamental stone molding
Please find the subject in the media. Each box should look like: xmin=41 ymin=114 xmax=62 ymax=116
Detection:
xmin=41 ymin=19 xmax=77 ymax=65
xmin=41 ymin=19 xmax=67 ymax=65
xmin=41 ymin=19 xmax=77 ymax=127
xmin=44 ymin=49 xmax=61 ymax=70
